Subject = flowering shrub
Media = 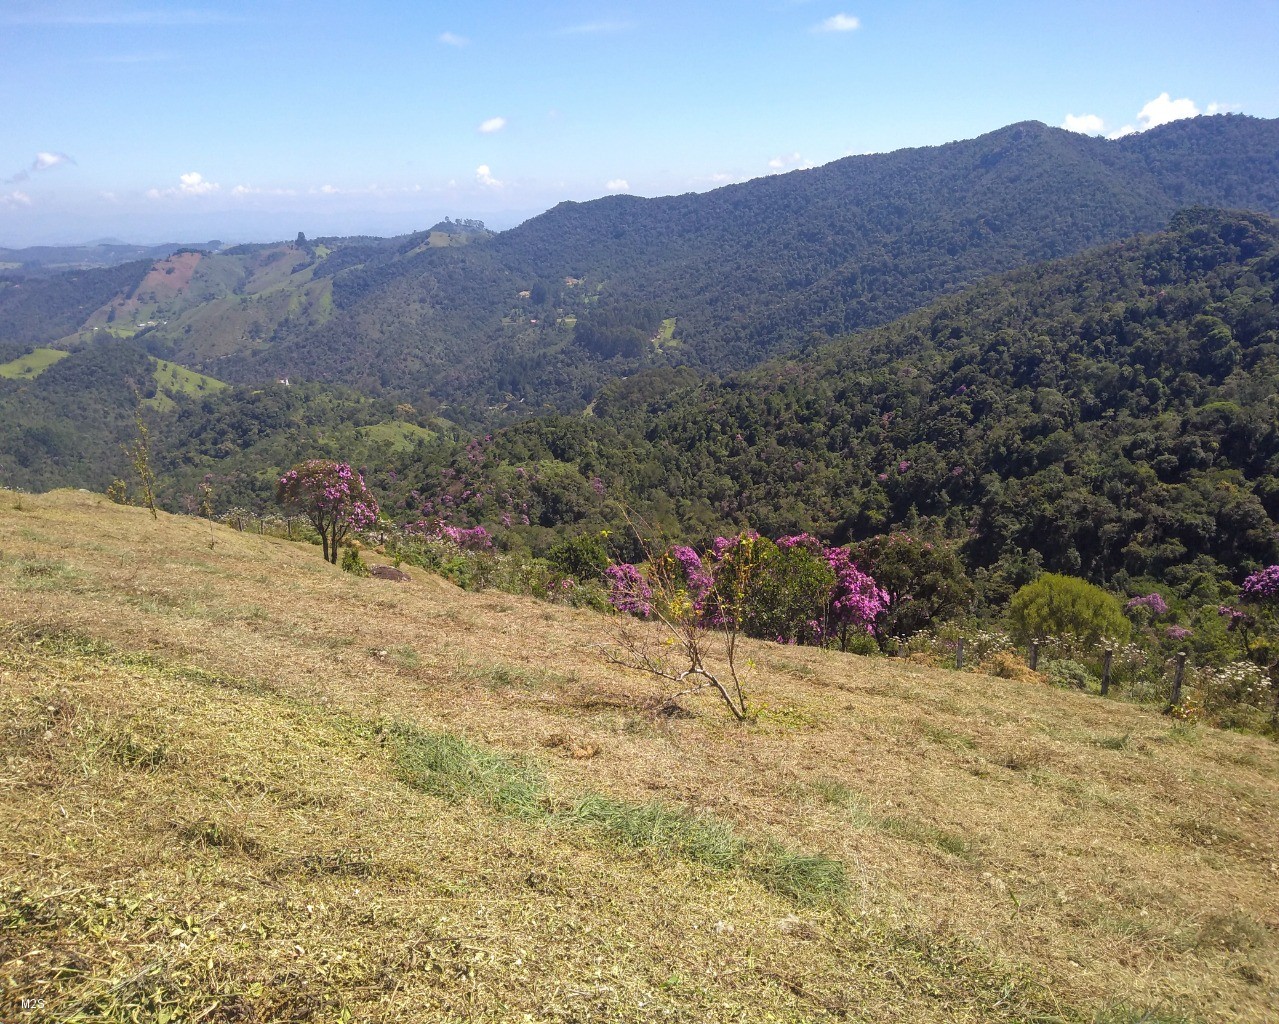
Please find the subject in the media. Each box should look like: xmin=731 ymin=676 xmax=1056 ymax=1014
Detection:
xmin=1126 ymin=593 xmax=1169 ymax=617
xmin=605 ymin=563 xmax=653 ymax=617
xmin=605 ymin=530 xmax=887 ymax=651
xmin=1242 ymin=565 xmax=1279 ymax=601
xmin=276 ymin=460 xmax=379 ymax=564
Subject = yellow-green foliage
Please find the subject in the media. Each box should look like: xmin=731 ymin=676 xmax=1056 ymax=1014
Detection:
xmin=1007 ymin=572 xmax=1131 ymax=647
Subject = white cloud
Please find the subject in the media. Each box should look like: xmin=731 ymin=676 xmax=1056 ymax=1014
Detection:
xmin=179 ymin=171 xmax=219 ymax=194
xmin=438 ymin=31 xmax=468 ymax=47
xmin=814 ymin=13 xmax=860 ymax=32
xmin=7 ymin=150 xmax=76 ymax=184
xmin=34 ymin=151 xmax=73 ymax=171
xmin=2 ymin=190 xmax=32 ymax=207
xmin=1062 ymin=93 xmax=1224 ymax=142
xmin=475 ymin=164 xmax=501 ymax=188
xmin=605 ymin=179 xmax=629 ymax=192
xmin=147 ymin=171 xmax=221 ymax=198
xmin=1137 ymin=92 xmax=1199 ymax=130
xmin=478 ymin=116 xmax=507 ymax=134
xmin=768 ymin=151 xmax=803 ymax=169
xmin=1061 ymin=113 xmax=1105 ymax=135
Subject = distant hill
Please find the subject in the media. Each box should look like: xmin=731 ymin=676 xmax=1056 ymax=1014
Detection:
xmin=2 ymin=116 xmax=1276 ymax=420
xmin=231 ymin=114 xmax=1279 ymax=411
xmin=0 ymin=239 xmax=227 ymax=273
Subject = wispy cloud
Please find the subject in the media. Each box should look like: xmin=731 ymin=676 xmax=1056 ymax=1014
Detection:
xmin=476 ymin=164 xmax=502 ymax=188
xmin=554 ymin=20 xmax=635 ymax=36
xmin=605 ymin=179 xmax=629 ymax=192
xmin=2 ymin=7 xmax=242 ymax=25
xmin=438 ymin=30 xmax=468 ymax=47
xmin=478 ymin=116 xmax=507 ymax=134
xmin=5 ymin=150 xmax=75 ymax=184
xmin=814 ymin=13 xmax=860 ymax=33
xmin=2 ymin=190 xmax=33 ymax=207
xmin=767 ymin=152 xmax=812 ymax=172
xmin=231 ymin=184 xmax=298 ymax=197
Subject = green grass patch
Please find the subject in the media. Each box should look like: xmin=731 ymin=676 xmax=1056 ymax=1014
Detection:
xmin=0 ymin=347 xmax=70 ymax=379
xmin=879 ymin=815 xmax=974 ymax=859
xmin=570 ymin=794 xmax=746 ymax=869
xmin=388 ymin=721 xmax=847 ymax=903
xmin=357 ymin=419 xmax=437 ymax=452
xmin=389 ymin=724 xmax=548 ymax=820
xmin=145 ymin=357 xmax=227 ymax=411
xmin=749 ymin=844 xmax=848 ymax=905
xmin=653 ymin=316 xmax=679 ymax=350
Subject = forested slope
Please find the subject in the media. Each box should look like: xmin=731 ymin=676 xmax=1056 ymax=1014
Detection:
xmin=400 ymin=209 xmax=1279 ymax=600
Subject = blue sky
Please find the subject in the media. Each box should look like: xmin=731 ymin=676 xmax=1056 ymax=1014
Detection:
xmin=2 ymin=0 xmax=1277 ymax=245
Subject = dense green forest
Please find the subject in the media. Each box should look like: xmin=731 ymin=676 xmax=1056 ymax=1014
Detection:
xmin=383 ymin=209 xmax=1279 ymax=603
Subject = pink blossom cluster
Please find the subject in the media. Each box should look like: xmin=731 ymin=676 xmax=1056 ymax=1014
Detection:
xmin=1242 ymin=565 xmax=1279 ymax=601
xmin=405 ymin=519 xmax=493 ymax=550
xmin=277 ymin=460 xmax=379 ymax=529
xmin=1165 ymin=625 xmax=1193 ymax=642
xmin=825 ymin=547 xmax=891 ymax=634
xmin=1126 ymin=593 xmax=1169 ymax=616
xmin=668 ymin=544 xmax=713 ymax=607
xmin=605 ymin=563 xmax=653 ymax=617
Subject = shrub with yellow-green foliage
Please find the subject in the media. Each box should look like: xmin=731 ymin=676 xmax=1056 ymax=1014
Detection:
xmin=1007 ymin=573 xmax=1131 ymax=649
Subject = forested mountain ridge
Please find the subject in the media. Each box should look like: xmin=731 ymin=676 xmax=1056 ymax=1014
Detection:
xmin=2 ymin=116 xmax=1277 ymax=421
xmin=396 ymin=208 xmax=1279 ymax=602
xmin=230 ymin=115 xmax=1279 ymax=412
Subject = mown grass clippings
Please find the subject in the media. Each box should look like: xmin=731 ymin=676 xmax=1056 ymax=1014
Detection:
xmin=3 ymin=491 xmax=1278 ymax=1024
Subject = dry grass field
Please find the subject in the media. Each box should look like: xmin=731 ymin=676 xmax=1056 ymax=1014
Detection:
xmin=1 ymin=490 xmax=1276 ymax=1022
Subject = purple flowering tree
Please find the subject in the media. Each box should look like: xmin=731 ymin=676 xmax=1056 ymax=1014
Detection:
xmin=277 ymin=460 xmax=379 ymax=564
xmin=825 ymin=547 xmax=891 ymax=651
xmin=1239 ymin=565 xmax=1279 ymax=722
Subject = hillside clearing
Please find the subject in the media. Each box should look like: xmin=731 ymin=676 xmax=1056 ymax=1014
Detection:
xmin=0 ymin=347 xmax=70 ymax=379
xmin=1 ymin=490 xmax=1276 ymax=1022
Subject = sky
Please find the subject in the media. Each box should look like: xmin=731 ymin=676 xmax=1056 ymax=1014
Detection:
xmin=2 ymin=0 xmax=1277 ymax=246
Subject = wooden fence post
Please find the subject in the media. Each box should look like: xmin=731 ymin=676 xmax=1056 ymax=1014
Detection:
xmin=1029 ymin=641 xmax=1039 ymax=671
xmin=955 ymin=638 xmax=964 ymax=670
xmin=1169 ymin=652 xmax=1187 ymax=710
xmin=1101 ymin=649 xmax=1113 ymax=696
